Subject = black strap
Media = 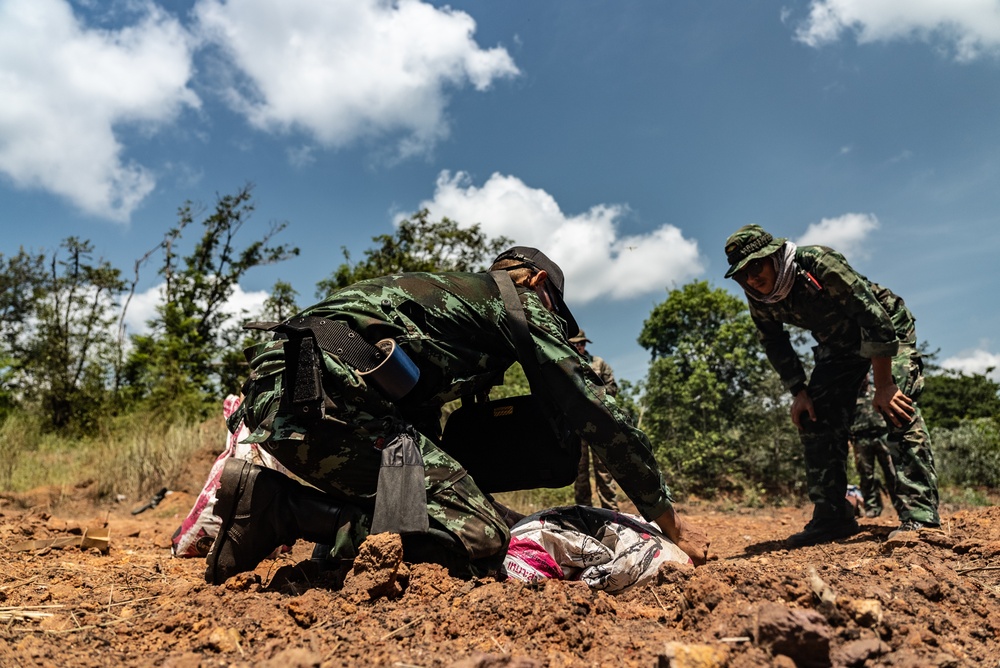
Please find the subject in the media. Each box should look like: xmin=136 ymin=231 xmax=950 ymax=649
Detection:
xmin=489 ymin=270 xmax=542 ymax=388
xmin=278 ymin=316 xmax=386 ymax=372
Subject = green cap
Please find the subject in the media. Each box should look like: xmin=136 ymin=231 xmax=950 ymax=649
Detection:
xmin=723 ymin=224 xmax=786 ymax=279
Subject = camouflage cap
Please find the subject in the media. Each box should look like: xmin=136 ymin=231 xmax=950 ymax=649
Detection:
xmin=723 ymin=224 xmax=786 ymax=279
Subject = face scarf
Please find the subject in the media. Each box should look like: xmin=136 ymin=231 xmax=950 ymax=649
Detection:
xmin=746 ymin=241 xmax=798 ymax=304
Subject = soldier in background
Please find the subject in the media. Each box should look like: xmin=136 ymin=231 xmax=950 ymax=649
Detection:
xmin=570 ymin=330 xmax=620 ymax=511
xmin=723 ymin=224 xmax=939 ymax=547
xmin=850 ymin=373 xmax=898 ymax=518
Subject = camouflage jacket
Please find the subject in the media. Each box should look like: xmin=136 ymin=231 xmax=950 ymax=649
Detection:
xmin=276 ymin=271 xmax=674 ymax=520
xmin=747 ymin=246 xmax=917 ymax=394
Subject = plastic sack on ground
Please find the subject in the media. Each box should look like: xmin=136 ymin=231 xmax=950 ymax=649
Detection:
xmin=502 ymin=505 xmax=692 ymax=593
xmin=170 ymin=395 xmax=291 ymax=558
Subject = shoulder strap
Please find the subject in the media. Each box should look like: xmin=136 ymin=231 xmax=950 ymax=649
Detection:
xmin=490 ymin=270 xmax=542 ymax=388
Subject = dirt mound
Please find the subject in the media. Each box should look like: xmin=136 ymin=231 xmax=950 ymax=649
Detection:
xmin=1 ymin=494 xmax=998 ymax=667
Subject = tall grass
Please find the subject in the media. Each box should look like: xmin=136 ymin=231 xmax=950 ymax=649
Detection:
xmin=94 ymin=414 xmax=216 ymax=502
xmin=0 ymin=409 xmax=218 ymax=506
xmin=0 ymin=411 xmax=100 ymax=496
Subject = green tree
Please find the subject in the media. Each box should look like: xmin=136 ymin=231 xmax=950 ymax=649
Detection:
xmin=124 ymin=185 xmax=299 ymax=418
xmin=316 ymin=209 xmax=512 ymax=296
xmin=921 ymin=370 xmax=1000 ymax=430
xmin=217 ymin=280 xmax=301 ymax=397
xmin=638 ymin=281 xmax=800 ymax=497
xmin=18 ymin=239 xmax=126 ymax=431
xmin=0 ymin=247 xmax=47 ymax=419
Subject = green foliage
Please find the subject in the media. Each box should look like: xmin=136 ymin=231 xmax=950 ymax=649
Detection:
xmin=316 ymin=209 xmax=512 ymax=296
xmin=1 ymin=239 xmax=126 ymax=433
xmin=933 ymin=417 xmax=1000 ymax=488
xmin=123 ymin=185 xmax=299 ymax=419
xmin=922 ymin=369 xmax=1000 ymax=430
xmin=637 ymin=281 xmax=801 ymax=497
xmin=0 ymin=247 xmax=47 ymax=418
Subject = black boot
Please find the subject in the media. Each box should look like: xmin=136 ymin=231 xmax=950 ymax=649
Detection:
xmin=205 ymin=459 xmax=363 ymax=584
xmin=786 ymin=513 xmax=860 ymax=548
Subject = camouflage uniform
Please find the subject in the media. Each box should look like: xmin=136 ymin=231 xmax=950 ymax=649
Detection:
xmin=237 ymin=271 xmax=674 ymax=570
xmin=574 ymin=351 xmax=621 ymax=510
xmin=850 ymin=378 xmax=897 ymax=517
xmin=745 ymin=245 xmax=940 ymax=527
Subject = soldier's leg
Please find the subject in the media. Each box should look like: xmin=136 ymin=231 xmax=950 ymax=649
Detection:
xmin=872 ymin=431 xmax=900 ymax=511
xmin=886 ymin=348 xmax=940 ymax=526
xmin=574 ymin=445 xmax=593 ymax=506
xmin=853 ymin=432 xmax=885 ymax=516
xmin=590 ymin=449 xmax=620 ymax=511
xmin=262 ymin=361 xmax=509 ymax=571
xmin=799 ymin=357 xmax=872 ymax=521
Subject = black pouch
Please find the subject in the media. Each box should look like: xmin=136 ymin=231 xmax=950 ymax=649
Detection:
xmin=439 ymin=395 xmax=581 ymax=494
xmin=282 ymin=334 xmax=325 ymax=420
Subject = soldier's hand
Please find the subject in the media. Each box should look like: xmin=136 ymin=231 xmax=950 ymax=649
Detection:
xmin=791 ymin=388 xmax=816 ymax=430
xmin=873 ymin=382 xmax=914 ymax=428
xmin=674 ymin=521 xmax=712 ymax=566
xmin=654 ymin=508 xmax=712 ymax=566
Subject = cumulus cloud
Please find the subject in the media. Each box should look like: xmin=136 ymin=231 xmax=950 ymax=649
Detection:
xmin=0 ymin=0 xmax=199 ymax=221
xmin=941 ymin=348 xmax=1000 ymax=381
xmin=795 ymin=212 xmax=879 ymax=261
xmin=794 ymin=0 xmax=1000 ymax=61
xmin=122 ymin=281 xmax=269 ymax=336
xmin=414 ymin=171 xmax=705 ymax=303
xmin=194 ymin=0 xmax=519 ymax=159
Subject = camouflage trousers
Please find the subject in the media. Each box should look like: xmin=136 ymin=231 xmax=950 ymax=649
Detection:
xmin=575 ymin=445 xmax=620 ymax=511
xmin=800 ymin=346 xmax=939 ymax=525
xmin=252 ymin=355 xmax=510 ymax=572
xmin=851 ymin=427 xmax=898 ymax=516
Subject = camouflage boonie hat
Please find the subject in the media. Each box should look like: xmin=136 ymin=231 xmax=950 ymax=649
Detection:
xmin=723 ymin=224 xmax=786 ymax=279
xmin=569 ymin=330 xmax=591 ymax=344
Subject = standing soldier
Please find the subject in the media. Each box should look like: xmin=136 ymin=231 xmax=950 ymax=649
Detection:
xmin=850 ymin=374 xmax=898 ymax=518
xmin=723 ymin=224 xmax=939 ymax=547
xmin=570 ymin=330 xmax=621 ymax=511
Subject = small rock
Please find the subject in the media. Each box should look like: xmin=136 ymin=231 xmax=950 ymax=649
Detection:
xmin=658 ymin=641 xmax=730 ymax=667
xmin=754 ymin=602 xmax=832 ymax=668
xmin=845 ymin=599 xmax=883 ymax=627
xmin=834 ymin=637 xmax=889 ymax=667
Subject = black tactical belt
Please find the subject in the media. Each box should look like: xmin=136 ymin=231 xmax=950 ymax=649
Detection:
xmin=245 ymin=316 xmax=389 ymax=417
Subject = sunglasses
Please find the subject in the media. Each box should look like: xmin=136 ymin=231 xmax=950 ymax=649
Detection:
xmin=735 ymin=257 xmax=770 ymax=284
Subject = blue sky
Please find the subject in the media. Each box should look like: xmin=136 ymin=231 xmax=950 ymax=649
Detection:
xmin=3 ymin=0 xmax=1000 ymax=384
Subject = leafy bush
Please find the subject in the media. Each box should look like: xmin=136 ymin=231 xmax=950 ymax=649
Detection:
xmin=933 ymin=418 xmax=1000 ymax=488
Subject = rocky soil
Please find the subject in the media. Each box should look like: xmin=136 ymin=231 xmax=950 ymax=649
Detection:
xmin=1 ymin=481 xmax=999 ymax=668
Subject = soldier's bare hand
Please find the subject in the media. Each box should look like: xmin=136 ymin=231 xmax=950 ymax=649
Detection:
xmin=873 ymin=383 xmax=914 ymax=428
xmin=674 ymin=521 xmax=712 ymax=566
xmin=790 ymin=388 xmax=816 ymax=430
xmin=654 ymin=509 xmax=712 ymax=566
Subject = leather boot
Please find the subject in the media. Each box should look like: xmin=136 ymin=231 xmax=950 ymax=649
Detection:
xmin=205 ymin=459 xmax=361 ymax=584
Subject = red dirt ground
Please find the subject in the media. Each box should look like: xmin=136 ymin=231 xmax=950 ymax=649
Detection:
xmin=1 ymin=482 xmax=998 ymax=667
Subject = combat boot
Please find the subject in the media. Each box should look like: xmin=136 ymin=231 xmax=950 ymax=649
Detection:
xmin=205 ymin=459 xmax=362 ymax=585
xmin=786 ymin=515 xmax=860 ymax=548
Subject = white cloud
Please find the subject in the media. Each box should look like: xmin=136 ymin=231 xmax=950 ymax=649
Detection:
xmin=194 ymin=0 xmax=519 ymax=158
xmin=794 ymin=0 xmax=1000 ymax=61
xmin=415 ymin=171 xmax=705 ymax=303
xmin=0 ymin=0 xmax=199 ymax=221
xmin=795 ymin=212 xmax=879 ymax=261
xmin=122 ymin=282 xmax=269 ymax=336
xmin=942 ymin=348 xmax=1000 ymax=381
